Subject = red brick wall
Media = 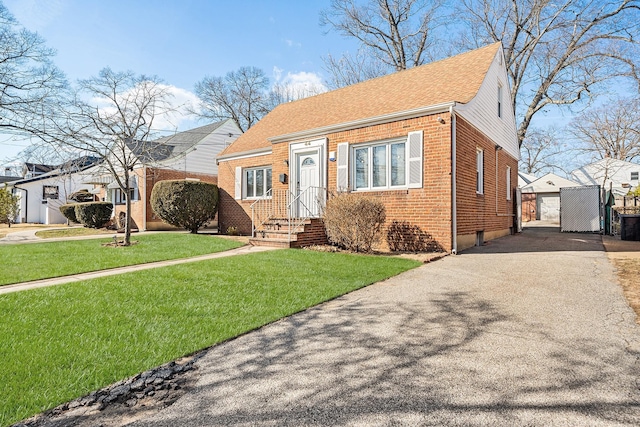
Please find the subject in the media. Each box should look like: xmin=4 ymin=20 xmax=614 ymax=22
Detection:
xmin=320 ymin=114 xmax=454 ymax=251
xmin=455 ymin=117 xmax=518 ymax=247
xmin=522 ymin=193 xmax=536 ymax=222
xmin=217 ymin=113 xmax=518 ymax=251
xmin=217 ymin=154 xmax=273 ymax=235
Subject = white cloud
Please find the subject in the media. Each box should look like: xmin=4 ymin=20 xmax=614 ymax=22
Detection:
xmin=272 ymin=66 xmax=284 ymax=82
xmin=283 ymin=38 xmax=302 ymax=48
xmin=4 ymin=0 xmax=65 ymax=31
xmin=273 ymin=71 xmax=327 ymax=99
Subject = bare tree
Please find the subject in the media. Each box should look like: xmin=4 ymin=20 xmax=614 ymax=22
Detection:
xmin=49 ymin=68 xmax=174 ymax=245
xmin=457 ymin=0 xmax=640 ymax=146
xmin=320 ymin=0 xmax=444 ymax=83
xmin=568 ymin=97 xmax=640 ymax=162
xmin=268 ymin=80 xmax=326 ymax=106
xmin=322 ymin=49 xmax=391 ymax=89
xmin=0 ymin=2 xmax=67 ymax=136
xmin=194 ymin=67 xmax=272 ymax=132
xmin=520 ymin=126 xmax=569 ymax=175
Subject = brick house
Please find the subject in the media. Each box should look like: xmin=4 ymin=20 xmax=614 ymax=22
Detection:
xmin=87 ymin=120 xmax=241 ymax=231
xmin=216 ymin=43 xmax=519 ymax=252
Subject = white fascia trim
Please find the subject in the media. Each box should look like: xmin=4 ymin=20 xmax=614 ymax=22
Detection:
xmin=268 ymin=102 xmax=456 ymax=144
xmin=216 ymin=147 xmax=272 ymax=164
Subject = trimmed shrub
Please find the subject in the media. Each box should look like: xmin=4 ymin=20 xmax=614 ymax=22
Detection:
xmin=323 ymin=193 xmax=386 ymax=252
xmin=150 ymin=180 xmax=219 ymax=234
xmin=59 ymin=203 xmax=78 ymax=223
xmin=386 ymin=220 xmax=444 ymax=252
xmin=74 ymin=202 xmax=113 ymax=228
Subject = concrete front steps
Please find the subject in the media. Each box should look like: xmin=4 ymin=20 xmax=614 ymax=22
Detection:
xmin=249 ymin=218 xmax=328 ymax=248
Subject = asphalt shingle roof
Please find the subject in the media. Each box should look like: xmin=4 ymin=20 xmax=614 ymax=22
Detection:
xmin=219 ymin=43 xmax=501 ymax=157
xmin=128 ymin=120 xmax=229 ymax=163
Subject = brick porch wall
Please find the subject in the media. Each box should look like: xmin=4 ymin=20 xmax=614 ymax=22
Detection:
xmin=217 ymin=154 xmax=273 ymax=235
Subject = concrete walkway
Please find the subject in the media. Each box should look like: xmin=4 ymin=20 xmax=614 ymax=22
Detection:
xmin=119 ymin=226 xmax=640 ymax=426
xmin=0 ymin=226 xmax=115 ymax=244
xmin=0 ymin=244 xmax=277 ymax=295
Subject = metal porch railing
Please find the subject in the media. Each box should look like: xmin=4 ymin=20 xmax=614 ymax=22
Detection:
xmin=251 ymin=186 xmax=325 ymax=242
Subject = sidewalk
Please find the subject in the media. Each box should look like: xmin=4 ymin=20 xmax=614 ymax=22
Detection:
xmin=0 ymin=234 xmax=279 ymax=295
xmin=0 ymin=226 xmax=114 ymax=244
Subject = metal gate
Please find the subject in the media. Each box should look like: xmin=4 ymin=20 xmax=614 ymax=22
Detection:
xmin=560 ymin=185 xmax=601 ymax=232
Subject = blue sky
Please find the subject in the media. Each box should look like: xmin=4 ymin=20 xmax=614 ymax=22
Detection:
xmin=1 ymin=0 xmax=356 ymax=163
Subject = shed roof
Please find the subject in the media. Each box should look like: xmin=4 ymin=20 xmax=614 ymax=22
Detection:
xmin=219 ymin=42 xmax=501 ymax=158
xmin=521 ymin=173 xmax=581 ymax=194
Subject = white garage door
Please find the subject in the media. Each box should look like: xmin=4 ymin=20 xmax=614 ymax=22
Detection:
xmin=538 ymin=193 xmax=560 ymax=222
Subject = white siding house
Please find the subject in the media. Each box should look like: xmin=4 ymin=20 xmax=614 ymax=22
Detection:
xmin=571 ymin=159 xmax=640 ymax=196
xmin=3 ymin=158 xmax=101 ymax=224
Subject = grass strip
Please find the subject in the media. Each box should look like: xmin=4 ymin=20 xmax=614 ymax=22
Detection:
xmin=0 ymin=233 xmax=244 ymax=286
xmin=0 ymin=249 xmax=420 ymax=426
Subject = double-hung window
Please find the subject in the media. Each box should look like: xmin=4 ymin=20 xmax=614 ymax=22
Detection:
xmin=244 ymin=166 xmax=272 ymax=199
xmin=354 ymin=139 xmax=407 ymax=190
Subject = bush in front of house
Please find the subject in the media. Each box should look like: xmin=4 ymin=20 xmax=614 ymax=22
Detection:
xmin=74 ymin=202 xmax=113 ymax=228
xmin=150 ymin=180 xmax=219 ymax=234
xmin=323 ymin=193 xmax=386 ymax=253
xmin=386 ymin=220 xmax=444 ymax=252
xmin=59 ymin=203 xmax=79 ymax=223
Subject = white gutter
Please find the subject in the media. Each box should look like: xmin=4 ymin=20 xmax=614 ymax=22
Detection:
xmin=269 ymin=102 xmax=456 ymax=144
xmin=450 ymin=105 xmax=457 ymax=255
xmin=216 ymin=147 xmax=272 ymax=164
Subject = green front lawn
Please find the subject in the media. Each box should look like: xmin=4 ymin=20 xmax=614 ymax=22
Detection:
xmin=0 ymin=233 xmax=244 ymax=285
xmin=0 ymin=249 xmax=420 ymax=427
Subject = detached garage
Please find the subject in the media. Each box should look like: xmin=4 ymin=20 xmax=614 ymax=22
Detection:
xmin=520 ymin=173 xmax=582 ymax=223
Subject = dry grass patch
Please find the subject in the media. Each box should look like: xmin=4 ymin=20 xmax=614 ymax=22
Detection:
xmin=612 ymin=258 xmax=640 ymax=324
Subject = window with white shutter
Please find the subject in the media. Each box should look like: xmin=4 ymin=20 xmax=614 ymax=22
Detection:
xmin=349 ymin=131 xmax=423 ymax=191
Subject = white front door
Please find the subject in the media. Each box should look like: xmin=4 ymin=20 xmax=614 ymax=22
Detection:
xmin=296 ymin=150 xmax=320 ymax=217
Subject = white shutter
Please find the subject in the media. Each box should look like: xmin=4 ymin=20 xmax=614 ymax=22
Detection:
xmin=234 ymin=166 xmax=242 ymax=200
xmin=407 ymin=131 xmax=423 ymax=188
xmin=336 ymin=142 xmax=349 ymax=192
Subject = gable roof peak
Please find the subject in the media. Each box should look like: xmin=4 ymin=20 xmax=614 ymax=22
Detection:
xmin=220 ymin=42 xmax=502 ymax=158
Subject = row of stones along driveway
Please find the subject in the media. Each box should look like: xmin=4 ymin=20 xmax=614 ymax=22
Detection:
xmin=24 ymin=226 xmax=640 ymax=426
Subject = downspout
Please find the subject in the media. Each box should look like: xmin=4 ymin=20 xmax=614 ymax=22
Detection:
xmin=142 ymin=166 xmax=147 ymax=231
xmin=14 ymin=185 xmax=28 ymax=223
xmin=450 ymin=105 xmax=457 ymax=255
xmin=495 ymin=146 xmax=514 ymax=217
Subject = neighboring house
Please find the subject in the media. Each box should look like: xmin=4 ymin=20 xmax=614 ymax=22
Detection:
xmin=216 ymin=43 xmax=519 ymax=252
xmin=1 ymin=156 xmax=101 ymax=224
xmin=86 ymin=120 xmax=241 ymax=231
xmin=571 ymin=158 xmax=640 ymax=197
xmin=518 ymin=171 xmax=537 ymax=189
xmin=21 ymin=163 xmax=56 ymax=179
xmin=520 ymin=173 xmax=582 ymax=222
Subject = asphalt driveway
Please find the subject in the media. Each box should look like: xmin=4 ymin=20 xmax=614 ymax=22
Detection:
xmin=31 ymin=225 xmax=640 ymax=427
xmin=115 ymin=225 xmax=639 ymax=426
